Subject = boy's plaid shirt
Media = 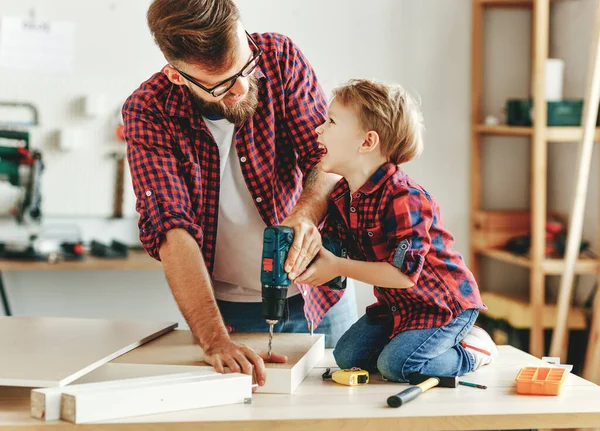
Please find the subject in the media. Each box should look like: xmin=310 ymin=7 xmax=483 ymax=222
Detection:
xmin=123 ymin=33 xmax=344 ymax=329
xmin=323 ymin=163 xmax=485 ymax=338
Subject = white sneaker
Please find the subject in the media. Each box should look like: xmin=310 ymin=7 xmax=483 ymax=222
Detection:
xmin=461 ymin=326 xmax=499 ymax=371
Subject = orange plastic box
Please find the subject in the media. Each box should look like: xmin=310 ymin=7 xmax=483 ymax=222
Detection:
xmin=515 ymin=366 xmax=567 ymax=396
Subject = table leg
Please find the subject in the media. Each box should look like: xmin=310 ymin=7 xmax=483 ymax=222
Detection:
xmin=0 ymin=271 xmax=12 ymax=316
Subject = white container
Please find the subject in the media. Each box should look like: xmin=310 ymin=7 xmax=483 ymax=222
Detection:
xmin=545 ymin=58 xmax=565 ymax=101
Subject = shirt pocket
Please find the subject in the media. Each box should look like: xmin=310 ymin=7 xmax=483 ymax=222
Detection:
xmin=361 ymin=226 xmax=388 ymax=261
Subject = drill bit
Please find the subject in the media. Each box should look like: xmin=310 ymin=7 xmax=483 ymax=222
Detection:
xmin=266 ymin=320 xmax=276 ymax=360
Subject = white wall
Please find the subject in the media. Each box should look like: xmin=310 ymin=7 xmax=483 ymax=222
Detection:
xmin=2 ymin=0 xmax=597 ymax=324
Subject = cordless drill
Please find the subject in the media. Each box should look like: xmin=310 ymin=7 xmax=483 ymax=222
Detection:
xmin=260 ymin=226 xmax=346 ymax=356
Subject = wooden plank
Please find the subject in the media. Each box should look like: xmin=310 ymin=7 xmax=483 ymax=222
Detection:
xmin=529 ymin=0 xmax=550 ymax=359
xmin=31 ymin=370 xmax=217 ymax=421
xmin=470 ymin=0 xmax=483 ymax=278
xmin=60 ymin=373 xmax=251 ymax=424
xmin=0 ymin=317 xmax=176 ymax=387
xmin=550 ymin=0 xmax=600 ymax=360
xmin=473 ymin=124 xmax=533 ymax=136
xmin=473 ymin=125 xmax=600 ymax=142
xmin=112 ymin=330 xmax=324 ymax=394
xmin=479 ymin=248 xmax=600 ymax=274
xmin=479 ymin=248 xmax=532 ymax=268
xmin=480 ymin=0 xmax=534 ymax=7
xmin=547 ymin=127 xmax=600 ymax=142
xmin=0 ymin=250 xmax=161 ymax=271
xmin=542 ymin=256 xmax=600 ymax=274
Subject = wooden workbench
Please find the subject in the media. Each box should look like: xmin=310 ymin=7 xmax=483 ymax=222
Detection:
xmin=1 ymin=345 xmax=599 ymax=430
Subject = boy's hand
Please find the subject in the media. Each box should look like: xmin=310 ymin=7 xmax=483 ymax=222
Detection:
xmin=294 ymin=246 xmax=341 ymax=286
xmin=280 ymin=214 xmax=322 ymax=280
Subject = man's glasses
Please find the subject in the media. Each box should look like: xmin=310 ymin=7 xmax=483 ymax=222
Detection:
xmin=174 ymin=31 xmax=263 ymax=98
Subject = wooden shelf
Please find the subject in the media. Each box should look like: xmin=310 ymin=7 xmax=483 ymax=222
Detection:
xmin=474 ymin=124 xmax=532 ymax=136
xmin=479 ymin=0 xmax=533 ymax=8
xmin=478 ymin=248 xmax=532 ymax=269
xmin=478 ymin=248 xmax=600 ymax=274
xmin=480 ymin=291 xmax=587 ymax=330
xmin=474 ymin=124 xmax=600 ymax=142
xmin=0 ymin=250 xmax=162 ymax=271
xmin=479 ymin=0 xmax=564 ymax=8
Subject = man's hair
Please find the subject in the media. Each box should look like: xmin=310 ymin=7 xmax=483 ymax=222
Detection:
xmin=147 ymin=0 xmax=240 ymax=71
xmin=332 ymin=79 xmax=424 ymax=165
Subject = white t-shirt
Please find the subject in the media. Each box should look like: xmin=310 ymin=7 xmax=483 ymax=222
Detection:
xmin=204 ymin=117 xmax=299 ymax=302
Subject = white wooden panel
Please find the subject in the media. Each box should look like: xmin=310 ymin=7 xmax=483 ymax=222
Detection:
xmin=60 ymin=373 xmax=252 ymax=423
xmin=0 ymin=316 xmax=176 ymax=387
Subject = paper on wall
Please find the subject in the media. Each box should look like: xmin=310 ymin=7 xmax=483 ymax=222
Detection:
xmin=0 ymin=16 xmax=74 ymax=73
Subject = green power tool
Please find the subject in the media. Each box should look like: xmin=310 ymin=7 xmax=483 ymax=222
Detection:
xmin=260 ymin=225 xmax=346 ymax=357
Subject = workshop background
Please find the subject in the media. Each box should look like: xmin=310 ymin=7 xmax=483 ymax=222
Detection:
xmin=0 ymin=0 xmax=598 ymax=369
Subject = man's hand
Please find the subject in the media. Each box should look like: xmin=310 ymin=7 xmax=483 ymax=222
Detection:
xmin=203 ymin=338 xmax=288 ymax=388
xmin=204 ymin=338 xmax=267 ymax=385
xmin=280 ymin=214 xmax=321 ymax=280
xmin=294 ymin=246 xmax=341 ymax=286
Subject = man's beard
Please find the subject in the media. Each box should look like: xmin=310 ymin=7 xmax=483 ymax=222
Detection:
xmin=191 ymin=75 xmax=259 ymax=124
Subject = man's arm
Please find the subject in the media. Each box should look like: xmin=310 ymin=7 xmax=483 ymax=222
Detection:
xmin=282 ymin=167 xmax=339 ymax=279
xmin=160 ymin=229 xmax=271 ymax=385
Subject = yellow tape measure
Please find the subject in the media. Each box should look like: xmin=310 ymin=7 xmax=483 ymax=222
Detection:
xmin=331 ymin=367 xmax=370 ymax=386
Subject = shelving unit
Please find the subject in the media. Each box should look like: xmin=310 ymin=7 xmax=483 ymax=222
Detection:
xmin=470 ymin=0 xmax=599 ymax=357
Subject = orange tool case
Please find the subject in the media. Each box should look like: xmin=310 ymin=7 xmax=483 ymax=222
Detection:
xmin=515 ymin=366 xmax=567 ymax=396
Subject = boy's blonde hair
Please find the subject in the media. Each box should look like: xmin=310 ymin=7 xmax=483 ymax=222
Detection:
xmin=332 ymin=79 xmax=424 ymax=164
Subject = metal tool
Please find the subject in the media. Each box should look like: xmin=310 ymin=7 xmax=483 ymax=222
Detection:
xmin=260 ymin=226 xmax=347 ymax=358
xmin=387 ymin=374 xmax=458 ymax=408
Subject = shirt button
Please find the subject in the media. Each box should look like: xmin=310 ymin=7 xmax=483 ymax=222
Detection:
xmin=145 ymin=190 xmax=152 ymax=197
xmin=391 ymin=306 xmax=397 ymax=312
xmin=350 ymin=207 xmax=356 ymax=213
xmin=355 ymin=193 xmax=361 ymax=198
xmin=256 ymin=197 xmax=263 ymax=203
xmin=337 ymin=223 xmax=342 ymax=229
xmin=368 ymin=232 xmax=374 ymax=237
xmin=401 ymin=243 xmax=408 ymax=250
xmin=303 ymin=290 xmax=308 ymax=296
xmin=240 ymin=156 xmax=247 ymax=163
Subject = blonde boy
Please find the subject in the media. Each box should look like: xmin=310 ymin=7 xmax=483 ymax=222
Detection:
xmin=295 ymin=79 xmax=497 ymax=381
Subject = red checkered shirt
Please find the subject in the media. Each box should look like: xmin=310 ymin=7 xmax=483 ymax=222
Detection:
xmin=323 ymin=163 xmax=485 ymax=338
xmin=123 ymin=33 xmax=344 ymax=327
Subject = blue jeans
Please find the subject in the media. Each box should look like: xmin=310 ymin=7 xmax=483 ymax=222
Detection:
xmin=333 ymin=308 xmax=478 ymax=382
xmin=217 ymin=282 xmax=358 ymax=348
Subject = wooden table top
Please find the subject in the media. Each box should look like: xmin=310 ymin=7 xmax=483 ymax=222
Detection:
xmin=1 ymin=345 xmax=599 ymax=430
xmin=0 ymin=250 xmax=161 ymax=271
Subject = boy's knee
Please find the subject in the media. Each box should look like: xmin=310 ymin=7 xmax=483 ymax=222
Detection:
xmin=332 ymin=337 xmax=358 ymax=369
xmin=377 ymin=352 xmax=404 ymax=382
xmin=377 ymin=350 xmax=423 ymax=383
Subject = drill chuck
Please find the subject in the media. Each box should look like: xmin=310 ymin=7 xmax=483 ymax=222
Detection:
xmin=261 ymin=284 xmax=287 ymax=323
